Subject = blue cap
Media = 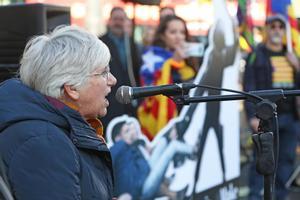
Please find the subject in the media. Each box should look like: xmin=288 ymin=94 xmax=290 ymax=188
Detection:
xmin=265 ymin=14 xmax=286 ymax=26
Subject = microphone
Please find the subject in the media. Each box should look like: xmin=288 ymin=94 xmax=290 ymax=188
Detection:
xmin=115 ymin=83 xmax=197 ymax=104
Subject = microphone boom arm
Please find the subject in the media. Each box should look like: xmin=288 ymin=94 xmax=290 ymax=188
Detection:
xmin=173 ymin=89 xmax=292 ymax=105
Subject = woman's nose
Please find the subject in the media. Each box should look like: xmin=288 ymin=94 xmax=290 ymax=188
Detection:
xmin=108 ymin=73 xmax=117 ymax=86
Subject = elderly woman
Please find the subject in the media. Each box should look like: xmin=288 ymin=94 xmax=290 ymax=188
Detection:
xmin=0 ymin=26 xmax=116 ymax=199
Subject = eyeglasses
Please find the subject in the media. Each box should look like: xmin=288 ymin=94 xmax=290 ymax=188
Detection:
xmin=88 ymin=67 xmax=111 ymax=81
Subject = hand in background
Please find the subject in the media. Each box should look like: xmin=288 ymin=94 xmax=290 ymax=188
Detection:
xmin=172 ymin=43 xmax=187 ymax=62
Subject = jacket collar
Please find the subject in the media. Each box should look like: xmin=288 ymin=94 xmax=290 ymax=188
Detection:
xmin=45 ymin=96 xmax=109 ymax=153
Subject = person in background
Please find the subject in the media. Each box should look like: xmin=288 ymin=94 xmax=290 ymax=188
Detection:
xmin=0 ymin=26 xmax=117 ymax=199
xmin=100 ymin=7 xmax=142 ymax=129
xmin=243 ymin=14 xmax=300 ymax=200
xmin=140 ymin=7 xmax=174 ymax=55
xmin=159 ymin=6 xmax=175 ymax=21
xmin=160 ymin=7 xmax=202 ymax=70
xmin=138 ymin=15 xmax=197 ymax=140
xmin=142 ymin=26 xmax=156 ymax=51
xmin=108 ymin=115 xmax=195 ymax=200
xmin=123 ymin=16 xmax=133 ymax=37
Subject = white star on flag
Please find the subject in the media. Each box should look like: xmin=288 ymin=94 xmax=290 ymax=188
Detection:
xmin=141 ymin=50 xmax=164 ymax=73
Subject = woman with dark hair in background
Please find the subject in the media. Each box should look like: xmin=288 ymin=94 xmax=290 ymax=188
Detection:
xmin=159 ymin=6 xmax=175 ymax=21
xmin=138 ymin=15 xmax=197 ymax=140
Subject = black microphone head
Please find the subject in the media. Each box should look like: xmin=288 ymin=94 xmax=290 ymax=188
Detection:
xmin=115 ymin=86 xmax=132 ymax=104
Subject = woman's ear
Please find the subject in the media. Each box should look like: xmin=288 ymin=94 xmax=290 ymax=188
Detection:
xmin=63 ymin=84 xmax=80 ymax=100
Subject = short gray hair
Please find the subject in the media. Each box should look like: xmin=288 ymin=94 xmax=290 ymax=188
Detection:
xmin=19 ymin=25 xmax=111 ymax=98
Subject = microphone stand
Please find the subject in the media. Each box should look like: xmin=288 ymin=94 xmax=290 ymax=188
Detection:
xmin=171 ymin=89 xmax=300 ymax=200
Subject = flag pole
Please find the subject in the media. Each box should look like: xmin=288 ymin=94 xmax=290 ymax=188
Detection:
xmin=286 ymin=20 xmax=293 ymax=53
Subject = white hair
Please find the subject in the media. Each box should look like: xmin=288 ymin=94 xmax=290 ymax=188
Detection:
xmin=19 ymin=25 xmax=111 ymax=98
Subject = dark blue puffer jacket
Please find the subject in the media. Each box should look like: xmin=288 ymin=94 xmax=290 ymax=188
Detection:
xmin=0 ymin=79 xmax=113 ymax=200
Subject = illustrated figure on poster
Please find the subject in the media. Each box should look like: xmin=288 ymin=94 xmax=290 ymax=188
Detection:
xmin=106 ymin=115 xmax=197 ymax=200
xmin=191 ymin=7 xmax=239 ymax=191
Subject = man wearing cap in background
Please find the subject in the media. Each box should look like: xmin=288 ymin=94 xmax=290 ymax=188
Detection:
xmin=243 ymin=14 xmax=300 ymax=200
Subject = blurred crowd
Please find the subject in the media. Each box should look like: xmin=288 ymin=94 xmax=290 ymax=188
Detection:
xmin=100 ymin=6 xmax=199 ymax=139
